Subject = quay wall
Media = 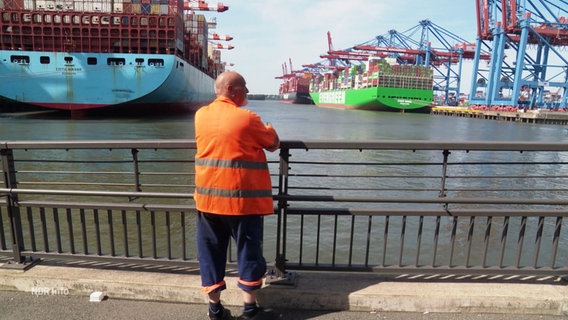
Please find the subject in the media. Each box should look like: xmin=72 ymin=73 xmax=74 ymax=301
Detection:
xmin=431 ymin=106 xmax=568 ymax=125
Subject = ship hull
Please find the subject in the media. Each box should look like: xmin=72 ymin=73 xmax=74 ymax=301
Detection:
xmin=0 ymin=50 xmax=216 ymax=112
xmin=280 ymin=92 xmax=314 ymax=105
xmin=310 ymin=86 xmax=432 ymax=112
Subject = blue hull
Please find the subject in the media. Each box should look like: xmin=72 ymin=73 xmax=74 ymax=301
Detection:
xmin=0 ymin=50 xmax=215 ymax=112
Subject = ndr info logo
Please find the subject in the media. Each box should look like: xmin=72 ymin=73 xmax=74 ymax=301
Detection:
xmin=31 ymin=286 xmax=69 ymax=296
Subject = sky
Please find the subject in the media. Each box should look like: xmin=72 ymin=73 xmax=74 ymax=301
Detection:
xmin=200 ymin=0 xmax=480 ymax=95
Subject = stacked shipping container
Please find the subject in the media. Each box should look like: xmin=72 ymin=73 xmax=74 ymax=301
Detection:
xmin=310 ymin=58 xmax=433 ymax=93
xmin=0 ymin=0 xmax=224 ymax=77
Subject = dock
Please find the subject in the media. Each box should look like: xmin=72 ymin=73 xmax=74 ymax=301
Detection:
xmin=431 ymin=106 xmax=568 ymax=125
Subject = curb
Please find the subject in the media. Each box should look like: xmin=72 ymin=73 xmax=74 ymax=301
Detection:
xmin=0 ymin=262 xmax=567 ymax=316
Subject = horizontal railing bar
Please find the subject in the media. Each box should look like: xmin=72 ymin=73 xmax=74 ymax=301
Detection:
xmin=3 ymin=188 xmax=568 ymax=206
xmin=289 ymin=186 xmax=566 ymax=192
xmin=17 ymin=171 xmax=136 ymax=175
xmin=289 ymin=174 xmax=442 ymax=178
xmin=19 ymin=251 xmax=204 ymax=268
xmin=2 ymin=139 xmax=568 ymax=152
xmin=285 ymin=263 xmax=568 ymax=276
xmin=16 ymin=171 xmax=193 ymax=177
xmin=289 ymin=161 xmax=568 ymax=166
xmin=280 ymin=195 xmax=568 ymax=205
xmin=286 ymin=208 xmax=568 ymax=217
xmin=17 ymin=182 xmax=195 ymax=189
xmin=281 ymin=140 xmax=568 ymax=151
xmin=0 ymin=188 xmax=192 ymax=199
xmin=17 ymin=200 xmax=198 ymax=212
xmin=18 ymin=182 xmax=136 ymax=187
xmin=1 ymin=140 xmax=197 ymax=149
xmin=290 ymin=174 xmax=568 ymax=179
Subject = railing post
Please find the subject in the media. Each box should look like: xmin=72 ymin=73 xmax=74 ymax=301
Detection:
xmin=266 ymin=146 xmax=296 ymax=285
xmin=131 ymin=148 xmax=142 ymax=192
xmin=439 ymin=149 xmax=450 ymax=199
xmin=0 ymin=148 xmax=39 ymax=270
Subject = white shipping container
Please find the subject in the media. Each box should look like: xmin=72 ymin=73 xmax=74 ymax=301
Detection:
xmin=113 ymin=2 xmax=122 ymax=12
xmin=159 ymin=4 xmax=167 ymax=14
xmin=73 ymin=1 xmax=83 ymax=11
xmin=64 ymin=1 xmax=73 ymax=10
xmin=82 ymin=2 xmax=92 ymax=12
xmin=45 ymin=0 xmax=55 ymax=10
xmin=36 ymin=0 xmax=46 ymax=9
xmin=101 ymin=2 xmax=111 ymax=12
xmin=24 ymin=0 xmax=35 ymax=10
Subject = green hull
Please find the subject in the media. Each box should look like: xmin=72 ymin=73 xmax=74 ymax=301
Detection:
xmin=309 ymin=86 xmax=432 ymax=112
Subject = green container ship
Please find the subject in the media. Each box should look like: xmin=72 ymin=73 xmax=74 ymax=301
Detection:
xmin=309 ymin=57 xmax=434 ymax=112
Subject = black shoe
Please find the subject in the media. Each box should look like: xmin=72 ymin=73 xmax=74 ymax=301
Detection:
xmin=236 ymin=308 xmax=280 ymax=320
xmin=208 ymin=307 xmax=235 ymax=320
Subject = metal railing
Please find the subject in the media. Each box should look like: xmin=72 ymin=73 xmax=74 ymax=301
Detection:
xmin=1 ymin=140 xmax=567 ymax=279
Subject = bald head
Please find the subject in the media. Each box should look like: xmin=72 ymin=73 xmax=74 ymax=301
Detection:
xmin=214 ymin=71 xmax=249 ymax=106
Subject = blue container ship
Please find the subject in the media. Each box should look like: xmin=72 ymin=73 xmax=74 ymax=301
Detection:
xmin=0 ymin=0 xmax=227 ymax=114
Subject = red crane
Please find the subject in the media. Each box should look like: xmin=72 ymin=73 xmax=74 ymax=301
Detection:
xmin=209 ymin=33 xmax=233 ymax=41
xmin=184 ymin=1 xmax=228 ymax=12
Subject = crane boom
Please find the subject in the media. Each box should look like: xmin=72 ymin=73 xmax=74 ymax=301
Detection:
xmin=184 ymin=1 xmax=229 ymax=12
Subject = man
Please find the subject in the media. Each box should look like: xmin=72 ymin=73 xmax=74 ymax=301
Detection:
xmin=194 ymin=71 xmax=280 ymax=320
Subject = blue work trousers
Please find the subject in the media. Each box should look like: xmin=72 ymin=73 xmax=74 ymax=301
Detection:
xmin=197 ymin=211 xmax=267 ymax=293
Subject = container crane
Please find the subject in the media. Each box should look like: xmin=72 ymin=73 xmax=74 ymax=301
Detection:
xmin=470 ymin=0 xmax=568 ymax=109
xmin=353 ymin=20 xmax=491 ymax=106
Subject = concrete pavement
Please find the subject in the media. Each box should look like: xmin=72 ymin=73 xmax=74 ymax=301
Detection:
xmin=0 ymin=259 xmax=567 ymax=319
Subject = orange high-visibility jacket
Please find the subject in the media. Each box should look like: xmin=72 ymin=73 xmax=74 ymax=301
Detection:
xmin=194 ymin=97 xmax=280 ymax=215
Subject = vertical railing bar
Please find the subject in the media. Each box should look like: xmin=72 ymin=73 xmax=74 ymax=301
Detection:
xmin=151 ymin=211 xmax=157 ymax=259
xmin=0 ymin=207 xmax=6 ymax=250
xmin=275 ymin=147 xmax=290 ymax=272
xmin=94 ymin=209 xmax=102 ymax=255
xmin=53 ymin=208 xmax=62 ymax=253
xmin=348 ymin=215 xmax=355 ymax=266
xmin=107 ymin=209 xmax=115 ymax=256
xmin=131 ymin=148 xmax=142 ymax=192
xmin=40 ymin=207 xmax=49 ymax=252
xmin=136 ymin=210 xmax=142 ymax=258
xmin=465 ymin=216 xmax=475 ymax=268
xmin=298 ymin=214 xmax=304 ymax=264
xmin=80 ymin=208 xmax=88 ymax=255
xmin=550 ymin=217 xmax=562 ymax=268
xmin=415 ymin=215 xmax=424 ymax=267
xmin=432 ymin=216 xmax=441 ymax=267
xmin=66 ymin=208 xmax=75 ymax=254
xmin=398 ymin=216 xmax=406 ymax=267
xmin=516 ymin=216 xmax=527 ymax=268
xmin=439 ymin=150 xmax=450 ymax=198
xmin=449 ymin=216 xmax=458 ymax=267
xmin=532 ymin=216 xmax=544 ymax=269
xmin=27 ymin=207 xmax=36 ymax=252
xmin=315 ymin=214 xmax=321 ymax=265
xmin=364 ymin=215 xmax=372 ymax=267
xmin=482 ymin=216 xmax=492 ymax=268
xmin=499 ymin=216 xmax=509 ymax=268
xmin=122 ymin=210 xmax=129 ymax=257
xmin=181 ymin=212 xmax=187 ymax=260
xmin=382 ymin=216 xmax=389 ymax=267
xmin=166 ymin=211 xmax=171 ymax=260
xmin=1 ymin=148 xmax=25 ymax=263
xmin=331 ymin=215 xmax=338 ymax=266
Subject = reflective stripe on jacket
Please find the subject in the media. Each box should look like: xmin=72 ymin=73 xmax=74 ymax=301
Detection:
xmin=194 ymin=97 xmax=279 ymax=215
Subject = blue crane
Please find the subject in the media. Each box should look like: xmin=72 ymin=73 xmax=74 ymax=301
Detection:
xmin=469 ymin=0 xmax=568 ymax=109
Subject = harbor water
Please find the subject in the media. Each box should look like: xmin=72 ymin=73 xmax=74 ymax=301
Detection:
xmin=1 ymin=100 xmax=568 ymax=142
xmin=1 ymin=101 xmax=567 ymax=268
